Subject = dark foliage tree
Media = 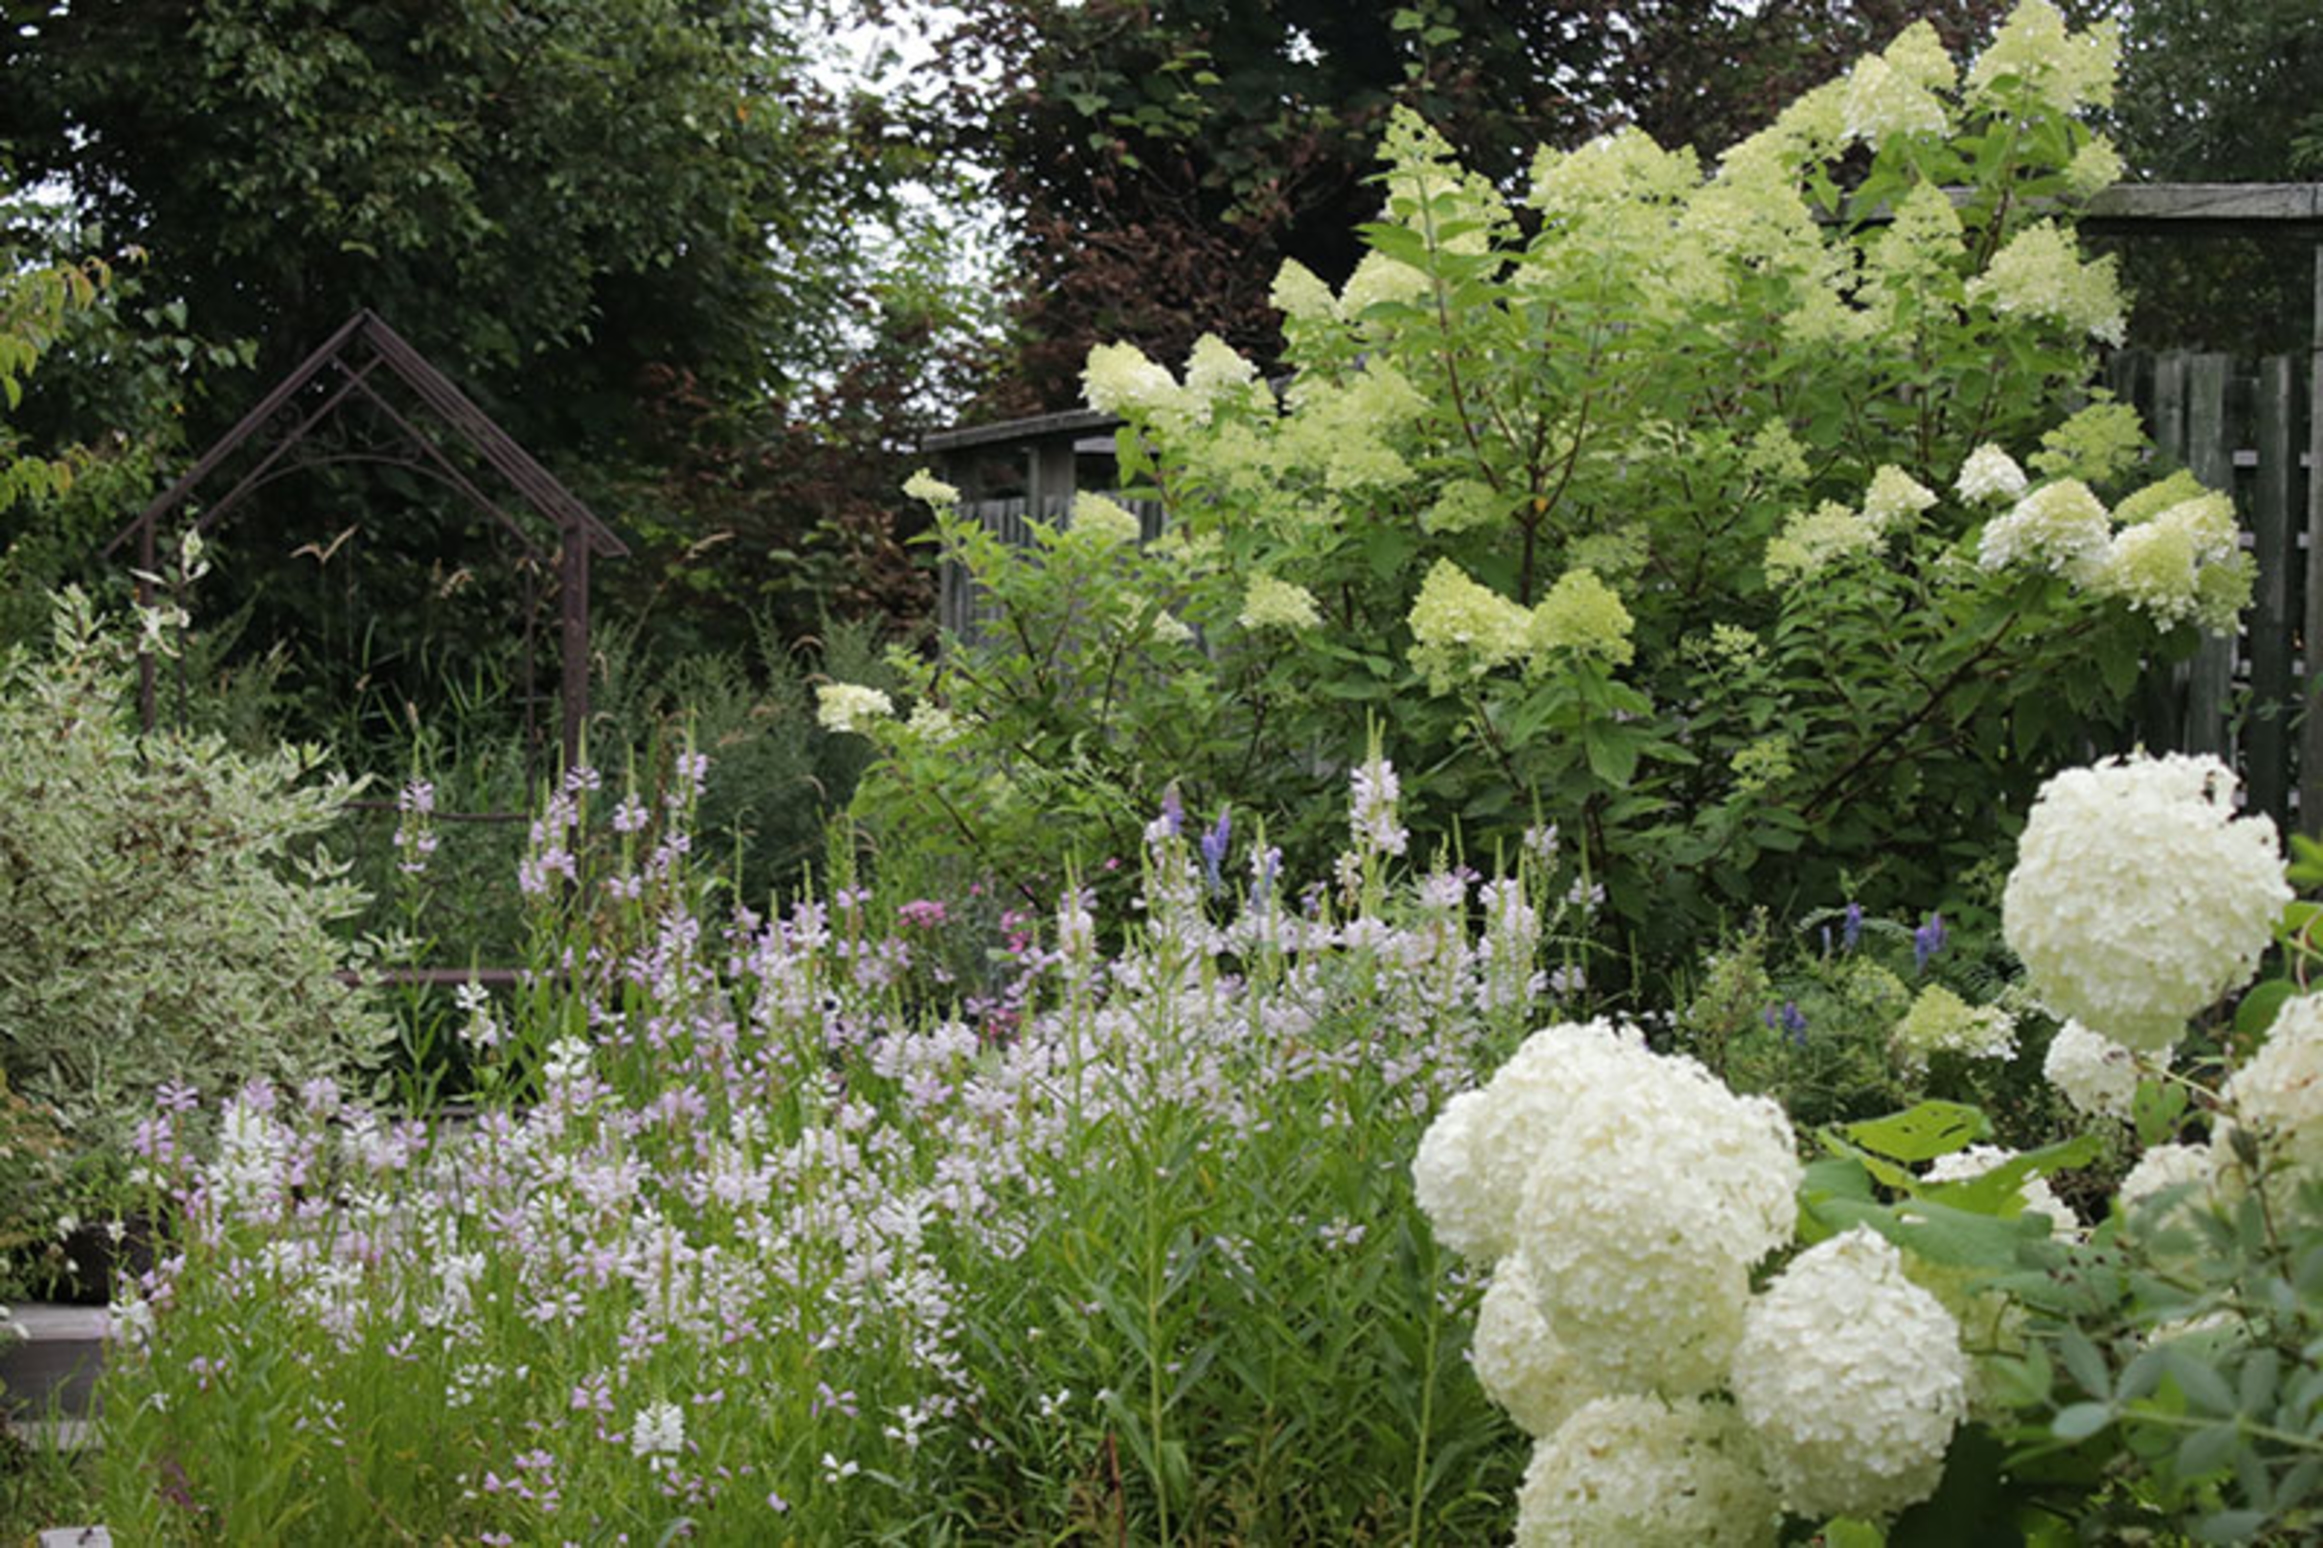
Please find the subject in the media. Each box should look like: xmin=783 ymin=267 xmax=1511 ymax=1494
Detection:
xmin=937 ymin=0 xmax=2011 ymax=414
xmin=0 ymin=0 xmax=970 ymax=724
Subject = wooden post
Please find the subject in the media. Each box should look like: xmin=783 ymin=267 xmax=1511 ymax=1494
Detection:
xmin=2249 ymin=355 xmax=2294 ymax=827
xmin=1027 ymin=431 xmax=1079 ymax=527
xmin=2302 ymin=244 xmax=2323 ymax=830
xmin=560 ymin=533 xmax=589 ymax=771
xmin=2184 ymin=354 xmax=2235 ymax=759
xmin=134 ymin=521 xmax=157 ymax=733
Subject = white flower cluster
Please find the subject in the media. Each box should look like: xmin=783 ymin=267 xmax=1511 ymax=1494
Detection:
xmin=1471 ymin=1256 xmax=1596 ymax=1439
xmin=1417 ymin=1013 xmax=1990 ymax=1532
xmin=1729 ymin=1229 xmax=1970 ymax=1519
xmin=2220 ymin=994 xmax=2323 ymax=1175
xmin=1955 ymin=444 xmax=2028 ymax=504
xmin=2042 ymin=1019 xmax=2143 ymax=1120
xmin=1068 ymin=492 xmax=1144 ymax=549
xmin=1514 ymin=1394 xmax=1779 ymax=1548
xmin=815 ymin=682 xmax=895 ymax=736
xmin=2003 ymin=754 xmax=2287 ymax=1051
xmin=1977 ymin=478 xmax=2110 ymax=581
xmin=1890 ymin=984 xmax=2019 ymax=1075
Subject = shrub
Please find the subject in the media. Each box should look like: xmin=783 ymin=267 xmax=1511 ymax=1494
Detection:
xmin=0 ymin=589 xmax=391 ymax=1169
xmin=854 ymin=1 xmax=2244 ymax=991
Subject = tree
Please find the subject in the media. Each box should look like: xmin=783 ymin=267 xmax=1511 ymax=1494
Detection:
xmin=0 ymin=0 xmax=974 ymax=720
xmin=935 ymin=0 xmax=2012 ymax=413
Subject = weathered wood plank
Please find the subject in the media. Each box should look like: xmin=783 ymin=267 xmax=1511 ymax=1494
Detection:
xmin=2249 ymin=355 xmax=2296 ymax=826
xmin=2303 ymin=248 xmax=2323 ymax=831
xmin=2185 ymin=354 xmax=2236 ymax=758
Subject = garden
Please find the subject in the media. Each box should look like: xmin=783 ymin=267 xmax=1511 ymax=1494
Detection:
xmin=8 ymin=1 xmax=2323 ymax=1543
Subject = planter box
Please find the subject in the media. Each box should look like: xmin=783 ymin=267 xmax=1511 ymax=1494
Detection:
xmin=1 ymin=1303 xmax=107 ymax=1423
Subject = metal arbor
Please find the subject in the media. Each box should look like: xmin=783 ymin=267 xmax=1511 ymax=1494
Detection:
xmin=105 ymin=309 xmax=627 ymax=765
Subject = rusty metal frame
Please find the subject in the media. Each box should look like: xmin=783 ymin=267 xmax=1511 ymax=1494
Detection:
xmin=106 ymin=309 xmax=626 ymax=766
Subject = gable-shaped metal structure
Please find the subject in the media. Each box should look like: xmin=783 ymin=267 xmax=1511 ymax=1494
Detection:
xmin=107 ymin=309 xmax=625 ymax=764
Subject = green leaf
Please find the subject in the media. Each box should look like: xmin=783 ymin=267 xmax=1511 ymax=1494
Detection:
xmin=2052 ymin=1401 xmax=2115 ymax=1441
xmin=2059 ymin=1329 xmax=2113 ymax=1400
xmin=1841 ymin=1102 xmax=1990 ymax=1164
xmin=2191 ymin=1510 xmax=2268 ymax=1543
xmin=2237 ymin=980 xmax=2299 ymax=1037
xmin=2176 ymin=1422 xmax=2242 ymax=1479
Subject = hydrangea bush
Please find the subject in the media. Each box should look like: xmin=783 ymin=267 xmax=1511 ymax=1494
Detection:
xmin=849 ymin=1 xmax=2247 ymax=989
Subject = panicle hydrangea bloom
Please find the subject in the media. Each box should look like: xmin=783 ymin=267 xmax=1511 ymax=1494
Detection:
xmin=2087 ymin=493 xmax=2250 ymax=633
xmin=904 ymin=701 xmax=960 ymax=744
xmin=2003 ymin=754 xmax=2288 ymax=1051
xmin=1269 ymin=258 xmax=1338 ymax=323
xmin=1731 ymin=1228 xmax=1969 ymax=1520
xmin=815 ymin=683 xmax=895 ymax=736
xmin=1408 ymin=560 xmax=1535 ymax=692
xmin=1891 ymin=985 xmax=2019 ymax=1073
xmin=2043 ymin=1019 xmax=2145 ymax=1120
xmin=1423 ymin=479 xmax=1508 ymax=536
xmin=1956 ymin=444 xmax=2029 ymax=504
xmin=901 ymin=468 xmax=960 ymax=507
xmin=1472 ymin=1255 xmax=1601 ymax=1438
xmin=2218 ymin=994 xmax=2323 ymax=1175
xmin=1338 ymin=250 xmax=1432 ymax=317
xmin=1840 ymin=53 xmax=1949 ymax=144
xmin=1977 ymin=479 xmax=2111 ymax=582
xmin=1238 ymin=574 xmax=1324 ymax=632
xmin=2066 ymin=136 xmax=2126 ymax=198
xmin=1965 ymin=221 xmax=2125 ymax=345
xmin=1149 ymin=612 xmax=1195 ymax=647
xmin=2030 ymin=401 xmax=2147 ymax=485
xmin=1068 ymin=492 xmax=1143 ymax=549
xmin=1527 ymin=127 xmax=1697 ymax=218
xmin=1182 ymin=334 xmax=1260 ymax=413
xmin=1514 ymin=1395 xmax=1780 ymax=1548
xmin=1412 ymin=1020 xmax=1653 ymax=1262
xmin=1526 ymin=569 xmax=1635 ymax=666
xmin=2112 ymin=469 xmax=2207 ymax=527
xmin=1966 ymin=0 xmax=2120 ymax=113
xmin=1764 ymin=501 xmax=1885 ymax=585
xmin=1861 ymin=465 xmax=1939 ymax=531
xmin=1081 ymin=341 xmax=1186 ymax=420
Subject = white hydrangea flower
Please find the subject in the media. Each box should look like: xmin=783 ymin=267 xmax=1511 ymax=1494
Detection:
xmin=2219 ymin=995 xmax=2323 ymax=1175
xmin=2120 ymin=1142 xmax=2213 ymax=1215
xmin=2043 ymin=1019 xmax=2144 ymax=1120
xmin=1966 ymin=221 xmax=2125 ymax=345
xmin=1339 ymin=250 xmax=1431 ymax=316
xmin=1860 ymin=465 xmax=1939 ymax=531
xmin=901 ymin=467 xmax=960 ymax=506
xmin=1731 ymin=1228 xmax=1969 ymax=1520
xmin=2002 ymin=754 xmax=2288 ymax=1051
xmin=2087 ymin=492 xmax=2247 ymax=631
xmin=1891 ymin=984 xmax=2019 ymax=1074
xmin=815 ymin=682 xmax=895 ymax=736
xmin=1182 ymin=333 xmax=1259 ymax=413
xmin=1514 ymin=1395 xmax=1780 ymax=1548
xmin=1068 ymin=492 xmax=1143 ymax=548
xmin=1269 ymin=258 xmax=1337 ymax=323
xmin=1412 ymin=1021 xmax=1655 ymax=1262
xmin=1081 ymin=341 xmax=1186 ymax=420
xmin=1239 ymin=574 xmax=1323 ymax=632
xmin=1977 ymin=479 xmax=2112 ymax=582
xmin=904 ymin=701 xmax=960 ymax=744
xmin=1841 ymin=54 xmax=1949 ymax=144
xmin=1956 ymin=444 xmax=2028 ymax=504
xmin=1472 ymin=1256 xmax=1600 ymax=1438
xmin=1512 ymin=1042 xmax=1801 ymax=1395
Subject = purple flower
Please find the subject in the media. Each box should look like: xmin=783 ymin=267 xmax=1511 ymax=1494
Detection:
xmin=1782 ymin=1000 xmax=1808 ymax=1047
xmin=1158 ymin=784 xmax=1184 ymax=839
xmin=1842 ymin=901 xmax=1864 ymax=951
xmin=1913 ymin=912 xmax=1947 ymax=974
xmin=1200 ymin=808 xmax=1231 ymax=894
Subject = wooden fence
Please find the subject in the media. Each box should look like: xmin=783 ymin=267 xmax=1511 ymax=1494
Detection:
xmin=922 ymin=184 xmax=2323 ymax=832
